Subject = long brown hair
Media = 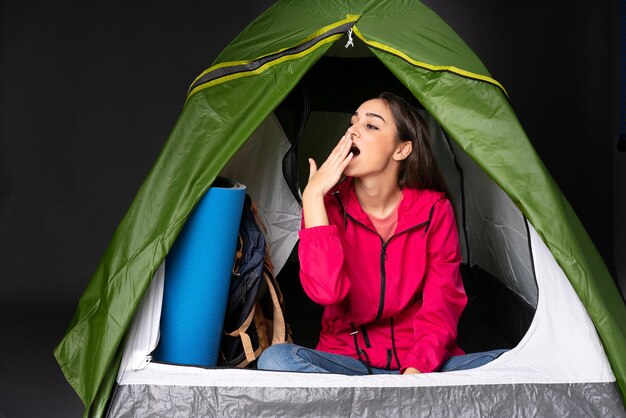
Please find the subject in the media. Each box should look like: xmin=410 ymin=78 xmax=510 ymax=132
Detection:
xmin=378 ymin=92 xmax=449 ymax=195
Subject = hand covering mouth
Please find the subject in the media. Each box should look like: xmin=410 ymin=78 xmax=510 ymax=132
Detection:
xmin=349 ymin=145 xmax=360 ymax=157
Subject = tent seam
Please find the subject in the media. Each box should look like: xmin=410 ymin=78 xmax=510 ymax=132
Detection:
xmin=351 ymin=26 xmax=508 ymax=96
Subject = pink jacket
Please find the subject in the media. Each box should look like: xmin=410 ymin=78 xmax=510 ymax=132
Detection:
xmin=298 ymin=178 xmax=466 ymax=373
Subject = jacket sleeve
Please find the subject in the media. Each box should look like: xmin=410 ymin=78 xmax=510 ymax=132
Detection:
xmin=298 ymin=223 xmax=352 ymax=306
xmin=402 ymin=198 xmax=467 ymax=373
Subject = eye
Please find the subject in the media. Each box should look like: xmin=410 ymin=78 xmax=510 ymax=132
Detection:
xmin=367 ymin=124 xmax=379 ymax=130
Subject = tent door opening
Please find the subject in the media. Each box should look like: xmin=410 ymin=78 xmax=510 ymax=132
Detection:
xmin=266 ymin=47 xmax=537 ymax=356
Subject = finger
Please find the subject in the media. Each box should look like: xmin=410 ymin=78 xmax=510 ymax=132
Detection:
xmin=338 ymin=137 xmax=353 ymax=164
xmin=325 ymin=136 xmax=345 ymax=163
xmin=308 ymin=158 xmax=318 ymax=180
xmin=332 ymin=135 xmax=350 ymax=155
xmin=328 ymin=136 xmax=352 ymax=165
xmin=339 ymin=151 xmax=354 ymax=171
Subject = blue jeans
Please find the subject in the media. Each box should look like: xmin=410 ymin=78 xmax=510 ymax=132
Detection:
xmin=257 ymin=343 xmax=507 ymax=375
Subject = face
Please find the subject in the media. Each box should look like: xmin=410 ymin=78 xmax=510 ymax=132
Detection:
xmin=343 ymin=98 xmax=411 ymax=179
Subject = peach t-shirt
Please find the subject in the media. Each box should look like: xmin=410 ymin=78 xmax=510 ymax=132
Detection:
xmin=365 ymin=191 xmax=404 ymax=242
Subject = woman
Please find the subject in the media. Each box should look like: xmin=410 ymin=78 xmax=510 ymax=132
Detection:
xmin=258 ymin=92 xmax=504 ymax=375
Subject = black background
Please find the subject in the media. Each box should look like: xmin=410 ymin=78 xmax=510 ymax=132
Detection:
xmin=1 ymin=1 xmax=623 ymax=416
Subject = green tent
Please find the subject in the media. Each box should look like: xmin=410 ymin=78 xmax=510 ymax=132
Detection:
xmin=54 ymin=1 xmax=626 ymax=416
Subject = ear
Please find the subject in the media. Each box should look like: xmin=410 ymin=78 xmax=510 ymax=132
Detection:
xmin=393 ymin=141 xmax=412 ymax=161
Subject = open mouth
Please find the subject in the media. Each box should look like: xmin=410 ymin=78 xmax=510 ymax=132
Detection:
xmin=349 ymin=145 xmax=360 ymax=157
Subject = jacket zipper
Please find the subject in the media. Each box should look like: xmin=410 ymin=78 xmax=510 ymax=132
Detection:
xmin=360 ymin=325 xmax=372 ymax=348
xmin=332 ymin=192 xmax=432 ymax=321
xmin=351 ymin=322 xmax=373 ymax=374
xmin=390 ymin=317 xmax=401 ymax=369
xmin=378 ymin=241 xmax=388 ymax=320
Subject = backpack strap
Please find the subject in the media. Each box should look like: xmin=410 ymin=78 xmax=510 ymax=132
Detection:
xmin=224 ymin=304 xmax=262 ymax=367
xmin=263 ymin=270 xmax=292 ymax=344
xmin=254 ymin=301 xmax=270 ymax=350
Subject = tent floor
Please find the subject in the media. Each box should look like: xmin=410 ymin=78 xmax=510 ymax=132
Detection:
xmin=276 ymin=258 xmax=534 ymax=354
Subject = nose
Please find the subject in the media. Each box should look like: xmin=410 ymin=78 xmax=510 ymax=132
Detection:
xmin=346 ymin=125 xmax=358 ymax=139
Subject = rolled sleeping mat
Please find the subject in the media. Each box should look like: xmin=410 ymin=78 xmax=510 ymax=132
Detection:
xmin=153 ymin=177 xmax=246 ymax=367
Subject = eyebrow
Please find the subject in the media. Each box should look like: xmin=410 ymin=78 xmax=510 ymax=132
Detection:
xmin=353 ymin=111 xmax=386 ymax=123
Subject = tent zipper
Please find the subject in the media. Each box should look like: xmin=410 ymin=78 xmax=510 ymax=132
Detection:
xmin=187 ymin=20 xmax=358 ymax=99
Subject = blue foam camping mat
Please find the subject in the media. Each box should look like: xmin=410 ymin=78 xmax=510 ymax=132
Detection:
xmin=153 ymin=178 xmax=246 ymax=367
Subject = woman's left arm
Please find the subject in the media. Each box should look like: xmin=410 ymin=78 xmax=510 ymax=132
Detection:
xmin=402 ymin=199 xmax=467 ymax=374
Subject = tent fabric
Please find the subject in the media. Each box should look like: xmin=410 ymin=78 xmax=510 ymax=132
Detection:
xmin=53 ymin=0 xmax=626 ymax=415
xmin=442 ymin=131 xmax=537 ymax=308
xmin=116 ymin=263 xmax=164 ymax=376
xmin=220 ymin=114 xmax=302 ymax=275
xmin=107 ymin=383 xmax=624 ymax=417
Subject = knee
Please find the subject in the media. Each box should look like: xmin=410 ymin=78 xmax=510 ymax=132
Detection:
xmin=257 ymin=343 xmax=297 ymax=371
xmin=441 ymin=348 xmax=509 ymax=372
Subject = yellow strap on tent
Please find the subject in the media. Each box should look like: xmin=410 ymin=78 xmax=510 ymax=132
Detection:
xmin=186 ymin=35 xmax=341 ymax=101
xmin=186 ymin=15 xmax=360 ymax=101
xmin=352 ymin=26 xmax=508 ymax=96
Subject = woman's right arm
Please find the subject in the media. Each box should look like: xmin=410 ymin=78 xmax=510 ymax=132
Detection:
xmin=298 ymin=224 xmax=351 ymax=305
xmin=302 ymin=135 xmax=353 ymax=228
xmin=298 ymin=135 xmax=354 ymax=305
